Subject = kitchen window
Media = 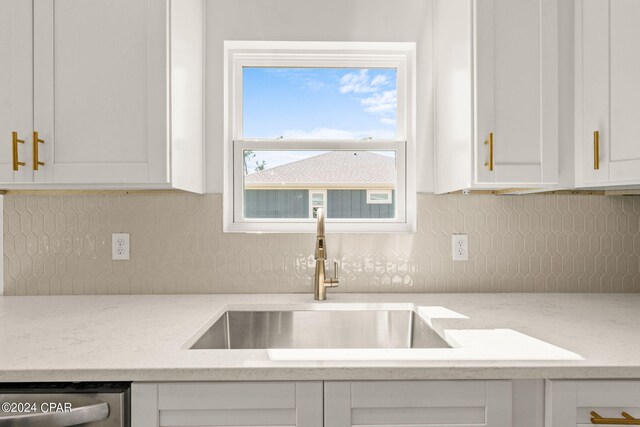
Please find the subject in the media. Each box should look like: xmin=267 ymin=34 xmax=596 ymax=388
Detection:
xmin=224 ymin=41 xmax=416 ymax=232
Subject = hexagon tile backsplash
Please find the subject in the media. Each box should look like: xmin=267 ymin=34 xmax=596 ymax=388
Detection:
xmin=3 ymin=193 xmax=640 ymax=295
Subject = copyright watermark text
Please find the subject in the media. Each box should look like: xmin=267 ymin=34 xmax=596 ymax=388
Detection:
xmin=1 ymin=401 xmax=72 ymax=413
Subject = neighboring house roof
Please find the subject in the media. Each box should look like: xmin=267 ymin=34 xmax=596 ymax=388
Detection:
xmin=244 ymin=151 xmax=395 ymax=189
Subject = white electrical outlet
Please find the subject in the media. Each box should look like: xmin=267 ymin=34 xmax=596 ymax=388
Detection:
xmin=452 ymin=234 xmax=468 ymax=261
xmin=112 ymin=233 xmax=130 ymax=261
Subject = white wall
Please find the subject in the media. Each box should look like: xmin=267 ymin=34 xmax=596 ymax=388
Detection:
xmin=205 ymin=0 xmax=434 ymax=193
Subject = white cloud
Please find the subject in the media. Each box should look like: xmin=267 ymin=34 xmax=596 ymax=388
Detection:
xmin=359 ymin=90 xmax=398 ymax=126
xmin=370 ymin=74 xmax=388 ymax=86
xmin=281 ymin=127 xmax=395 ymax=140
xmin=339 ymin=69 xmax=390 ymax=94
xmin=338 ymin=70 xmax=397 ymax=125
xmin=360 ymin=90 xmax=397 ymax=114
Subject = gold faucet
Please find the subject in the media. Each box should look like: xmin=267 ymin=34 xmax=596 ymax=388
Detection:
xmin=314 ymin=208 xmax=339 ymax=300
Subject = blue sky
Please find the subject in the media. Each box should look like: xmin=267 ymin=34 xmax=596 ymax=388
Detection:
xmin=242 ymin=67 xmax=397 ymax=172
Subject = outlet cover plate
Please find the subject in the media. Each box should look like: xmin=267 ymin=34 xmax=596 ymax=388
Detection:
xmin=112 ymin=233 xmax=130 ymax=261
xmin=452 ymin=234 xmax=468 ymax=261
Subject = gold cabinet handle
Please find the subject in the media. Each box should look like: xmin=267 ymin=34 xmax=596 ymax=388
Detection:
xmin=591 ymin=411 xmax=640 ymax=425
xmin=593 ymin=130 xmax=600 ymax=170
xmin=484 ymin=132 xmax=494 ymax=171
xmin=33 ymin=131 xmax=45 ymax=170
xmin=11 ymin=131 xmax=25 ymax=171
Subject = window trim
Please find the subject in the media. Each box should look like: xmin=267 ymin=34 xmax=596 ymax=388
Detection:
xmin=366 ymin=189 xmax=393 ymax=205
xmin=223 ymin=41 xmax=417 ymax=233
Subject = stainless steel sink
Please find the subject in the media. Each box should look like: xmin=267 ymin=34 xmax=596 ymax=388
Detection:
xmin=189 ymin=310 xmax=450 ymax=349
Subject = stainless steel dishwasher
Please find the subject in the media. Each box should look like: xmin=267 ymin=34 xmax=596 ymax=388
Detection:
xmin=0 ymin=382 xmax=129 ymax=426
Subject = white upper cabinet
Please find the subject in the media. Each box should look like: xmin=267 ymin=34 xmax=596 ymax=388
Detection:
xmin=0 ymin=0 xmax=33 ymax=183
xmin=33 ymin=0 xmax=167 ymax=185
xmin=435 ymin=0 xmax=558 ymax=193
xmin=0 ymin=0 xmax=204 ymax=192
xmin=576 ymin=0 xmax=640 ymax=187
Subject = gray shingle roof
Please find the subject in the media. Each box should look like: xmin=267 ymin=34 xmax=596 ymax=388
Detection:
xmin=245 ymin=151 xmax=395 ymax=188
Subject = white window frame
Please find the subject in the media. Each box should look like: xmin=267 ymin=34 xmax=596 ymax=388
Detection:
xmin=366 ymin=189 xmax=393 ymax=205
xmin=223 ymin=41 xmax=417 ymax=233
xmin=309 ymin=190 xmax=327 ymax=219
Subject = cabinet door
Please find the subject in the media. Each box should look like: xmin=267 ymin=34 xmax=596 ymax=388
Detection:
xmin=0 ymin=0 xmax=33 ymax=183
xmin=609 ymin=0 xmax=640 ymax=182
xmin=325 ymin=381 xmax=512 ymax=427
xmin=577 ymin=0 xmax=610 ymax=185
xmin=578 ymin=0 xmax=640 ymax=186
xmin=32 ymin=0 xmax=168 ymax=184
xmin=545 ymin=380 xmax=640 ymax=426
xmin=475 ymin=0 xmax=558 ymax=185
xmin=132 ymin=382 xmax=323 ymax=427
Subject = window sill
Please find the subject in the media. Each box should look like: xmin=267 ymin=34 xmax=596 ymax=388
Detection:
xmin=223 ymin=221 xmax=416 ymax=234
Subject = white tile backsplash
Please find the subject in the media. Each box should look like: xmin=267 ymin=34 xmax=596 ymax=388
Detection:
xmin=3 ymin=193 xmax=640 ymax=295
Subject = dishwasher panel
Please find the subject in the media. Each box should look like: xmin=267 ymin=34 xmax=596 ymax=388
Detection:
xmin=0 ymin=382 xmax=130 ymax=426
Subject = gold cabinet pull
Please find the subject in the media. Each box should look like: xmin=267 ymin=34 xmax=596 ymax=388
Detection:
xmin=33 ymin=131 xmax=45 ymax=170
xmin=594 ymin=130 xmax=600 ymax=170
xmin=11 ymin=131 xmax=25 ymax=171
xmin=591 ymin=411 xmax=640 ymax=425
xmin=484 ymin=132 xmax=494 ymax=171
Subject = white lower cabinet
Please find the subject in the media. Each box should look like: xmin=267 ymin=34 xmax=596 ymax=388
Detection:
xmin=545 ymin=380 xmax=640 ymax=426
xmin=132 ymin=382 xmax=323 ymax=427
xmin=325 ymin=380 xmax=513 ymax=427
xmin=133 ymin=380 xmax=545 ymax=427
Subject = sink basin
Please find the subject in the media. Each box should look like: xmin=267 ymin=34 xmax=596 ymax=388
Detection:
xmin=189 ymin=310 xmax=450 ymax=349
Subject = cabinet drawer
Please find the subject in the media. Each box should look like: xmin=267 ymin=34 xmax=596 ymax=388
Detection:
xmin=326 ymin=380 xmax=512 ymax=427
xmin=158 ymin=382 xmax=296 ymax=410
xmin=546 ymin=380 xmax=640 ymax=426
xmin=132 ymin=381 xmax=322 ymax=427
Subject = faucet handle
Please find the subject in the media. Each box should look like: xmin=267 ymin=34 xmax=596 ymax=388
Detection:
xmin=324 ymin=260 xmax=340 ymax=288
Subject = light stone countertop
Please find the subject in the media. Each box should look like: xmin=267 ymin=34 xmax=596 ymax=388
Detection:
xmin=0 ymin=293 xmax=639 ymax=382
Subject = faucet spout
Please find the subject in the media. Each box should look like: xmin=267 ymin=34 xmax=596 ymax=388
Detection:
xmin=315 ymin=208 xmax=326 ymax=260
xmin=316 ymin=206 xmax=325 ymax=237
xmin=313 ymin=208 xmax=338 ymax=301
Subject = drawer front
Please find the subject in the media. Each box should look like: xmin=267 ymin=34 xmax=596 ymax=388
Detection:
xmin=546 ymin=380 xmax=640 ymax=426
xmin=133 ymin=381 xmax=322 ymax=427
xmin=325 ymin=380 xmax=512 ymax=427
xmin=158 ymin=382 xmax=296 ymax=411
